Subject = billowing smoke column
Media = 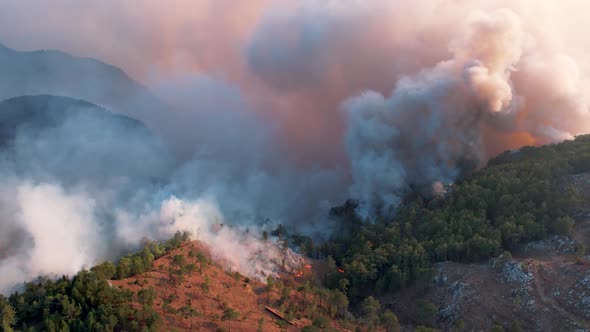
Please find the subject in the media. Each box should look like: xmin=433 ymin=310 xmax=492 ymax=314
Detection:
xmin=0 ymin=94 xmax=339 ymax=293
xmin=0 ymin=0 xmax=589 ymax=292
xmin=342 ymin=6 xmax=590 ymax=213
xmin=344 ymin=9 xmax=527 ymax=213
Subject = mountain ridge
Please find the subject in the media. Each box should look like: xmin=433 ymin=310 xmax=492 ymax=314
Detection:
xmin=0 ymin=42 xmax=166 ymax=119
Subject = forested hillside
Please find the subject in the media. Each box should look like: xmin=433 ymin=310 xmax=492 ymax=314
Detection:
xmin=2 ymin=136 xmax=590 ymax=331
xmin=315 ymin=136 xmax=588 ymax=302
xmin=0 ymin=232 xmax=193 ymax=332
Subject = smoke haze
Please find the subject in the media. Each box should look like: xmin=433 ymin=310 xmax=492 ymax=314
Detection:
xmin=0 ymin=0 xmax=589 ymax=292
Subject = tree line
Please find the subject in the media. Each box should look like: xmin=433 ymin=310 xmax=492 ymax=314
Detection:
xmin=0 ymin=231 xmax=192 ymax=332
xmin=292 ymin=136 xmax=590 ymax=312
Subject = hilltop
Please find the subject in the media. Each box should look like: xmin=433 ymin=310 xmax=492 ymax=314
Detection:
xmin=105 ymin=237 xmax=366 ymax=331
xmin=1 ymin=232 xmax=362 ymax=331
xmin=110 ymin=241 xmax=303 ymax=332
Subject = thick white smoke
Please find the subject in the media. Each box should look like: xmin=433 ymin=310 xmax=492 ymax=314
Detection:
xmin=0 ymin=182 xmax=102 ymax=293
xmin=0 ymin=0 xmax=589 ymax=292
xmin=343 ymin=7 xmax=590 ymax=213
xmin=118 ymin=196 xmax=303 ymax=279
xmin=0 ymin=93 xmax=339 ymax=293
xmin=0 ymin=181 xmax=300 ymax=292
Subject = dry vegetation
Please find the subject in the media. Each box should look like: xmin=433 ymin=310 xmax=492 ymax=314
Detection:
xmin=110 ymin=242 xmax=354 ymax=332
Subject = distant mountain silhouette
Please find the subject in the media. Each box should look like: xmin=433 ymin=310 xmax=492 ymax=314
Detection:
xmin=0 ymin=42 xmax=165 ymax=118
xmin=0 ymin=95 xmax=170 ymax=182
xmin=0 ymin=95 xmax=147 ymax=143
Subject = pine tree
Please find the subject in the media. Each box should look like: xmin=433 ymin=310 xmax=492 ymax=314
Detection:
xmin=222 ymin=307 xmax=239 ymax=332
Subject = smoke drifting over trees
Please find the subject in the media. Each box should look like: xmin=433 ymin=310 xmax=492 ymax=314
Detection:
xmin=0 ymin=0 xmax=589 ymax=292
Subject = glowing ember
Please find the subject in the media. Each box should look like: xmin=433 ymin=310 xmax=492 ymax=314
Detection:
xmin=337 ymin=268 xmax=345 ymax=273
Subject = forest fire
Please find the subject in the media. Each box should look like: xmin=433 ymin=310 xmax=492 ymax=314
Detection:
xmin=294 ymin=264 xmax=312 ymax=278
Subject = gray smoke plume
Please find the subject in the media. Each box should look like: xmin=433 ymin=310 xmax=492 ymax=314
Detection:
xmin=344 ymin=9 xmax=521 ymax=213
xmin=342 ymin=7 xmax=590 ymax=213
xmin=0 ymin=0 xmax=590 ymax=292
xmin=0 ymin=92 xmax=342 ymax=293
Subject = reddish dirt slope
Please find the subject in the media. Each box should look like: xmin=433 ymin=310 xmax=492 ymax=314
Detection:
xmin=111 ymin=242 xmax=291 ymax=331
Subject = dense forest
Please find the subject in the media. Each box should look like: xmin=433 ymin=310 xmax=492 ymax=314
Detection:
xmin=310 ymin=135 xmax=589 ymax=303
xmin=0 ymin=231 xmax=191 ymax=332
xmin=2 ymin=136 xmax=590 ymax=331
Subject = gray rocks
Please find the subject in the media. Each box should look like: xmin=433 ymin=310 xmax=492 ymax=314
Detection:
xmin=570 ymin=273 xmax=590 ymax=319
xmin=523 ymin=235 xmax=577 ymax=255
xmin=494 ymin=260 xmax=536 ymax=312
xmin=433 ymin=272 xmax=448 ymax=287
xmin=502 ymin=262 xmax=533 ymax=284
xmin=438 ymin=281 xmax=471 ymax=324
